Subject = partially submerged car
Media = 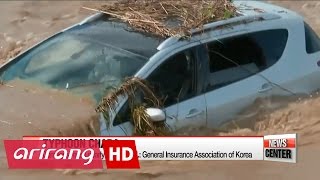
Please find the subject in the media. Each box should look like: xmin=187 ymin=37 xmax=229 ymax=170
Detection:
xmin=1 ymin=1 xmax=320 ymax=135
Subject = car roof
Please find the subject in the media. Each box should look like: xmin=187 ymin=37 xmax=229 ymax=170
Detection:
xmin=77 ymin=1 xmax=301 ymax=53
xmin=234 ymin=1 xmax=300 ymax=19
xmin=156 ymin=1 xmax=302 ymax=51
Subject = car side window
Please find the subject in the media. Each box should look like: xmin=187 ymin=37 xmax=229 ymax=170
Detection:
xmin=147 ymin=49 xmax=196 ymax=107
xmin=113 ymin=101 xmax=131 ymax=126
xmin=304 ymin=22 xmax=320 ymax=54
xmin=205 ymin=29 xmax=288 ymax=91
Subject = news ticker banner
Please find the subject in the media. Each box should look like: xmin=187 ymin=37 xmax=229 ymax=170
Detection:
xmin=3 ymin=134 xmax=296 ymax=169
xmin=24 ymin=134 xmax=296 ymax=162
xmin=24 ymin=136 xmax=264 ymax=160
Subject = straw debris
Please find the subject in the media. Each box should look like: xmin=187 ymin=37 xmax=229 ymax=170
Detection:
xmin=96 ymin=77 xmax=170 ymax=136
xmin=84 ymin=0 xmax=237 ymax=38
xmin=132 ymin=105 xmax=170 ymax=136
xmin=96 ymin=77 xmax=160 ymax=114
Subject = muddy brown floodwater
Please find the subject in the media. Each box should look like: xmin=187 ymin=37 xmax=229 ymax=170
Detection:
xmin=0 ymin=79 xmax=100 ymax=139
xmin=1 ymin=1 xmax=320 ymax=180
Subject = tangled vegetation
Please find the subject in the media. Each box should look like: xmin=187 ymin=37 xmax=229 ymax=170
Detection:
xmin=96 ymin=77 xmax=170 ymax=136
xmin=84 ymin=0 xmax=237 ymax=38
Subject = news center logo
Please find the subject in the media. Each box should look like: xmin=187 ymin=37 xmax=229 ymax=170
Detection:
xmin=264 ymin=134 xmax=297 ymax=163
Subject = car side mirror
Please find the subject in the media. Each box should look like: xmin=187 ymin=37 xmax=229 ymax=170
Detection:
xmin=145 ymin=108 xmax=166 ymax=122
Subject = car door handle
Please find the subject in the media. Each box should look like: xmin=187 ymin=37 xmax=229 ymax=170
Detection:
xmin=186 ymin=109 xmax=204 ymax=118
xmin=258 ymin=83 xmax=272 ymax=93
xmin=167 ymin=115 xmax=177 ymax=120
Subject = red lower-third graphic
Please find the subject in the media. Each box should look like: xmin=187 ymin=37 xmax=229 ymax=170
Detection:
xmin=3 ymin=140 xmax=103 ymax=169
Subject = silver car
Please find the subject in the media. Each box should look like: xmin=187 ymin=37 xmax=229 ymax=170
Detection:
xmin=1 ymin=1 xmax=320 ymax=136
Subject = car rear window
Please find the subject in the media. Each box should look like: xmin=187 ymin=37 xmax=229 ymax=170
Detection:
xmin=304 ymin=22 xmax=320 ymax=54
xmin=205 ymin=29 xmax=288 ymax=91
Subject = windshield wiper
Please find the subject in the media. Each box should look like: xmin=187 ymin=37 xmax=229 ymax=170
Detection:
xmin=65 ymin=81 xmax=103 ymax=89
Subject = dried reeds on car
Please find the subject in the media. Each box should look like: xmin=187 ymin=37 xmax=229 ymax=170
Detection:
xmin=83 ymin=0 xmax=237 ymax=38
xmin=96 ymin=77 xmax=160 ymax=114
xmin=132 ymin=105 xmax=170 ymax=136
xmin=96 ymin=77 xmax=169 ymax=136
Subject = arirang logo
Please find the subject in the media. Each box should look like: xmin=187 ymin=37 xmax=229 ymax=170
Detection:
xmin=13 ymin=143 xmax=96 ymax=165
xmin=4 ymin=140 xmax=103 ymax=169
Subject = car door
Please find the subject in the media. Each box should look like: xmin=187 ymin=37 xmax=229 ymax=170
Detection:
xmin=102 ymin=46 xmax=207 ymax=135
xmin=247 ymin=28 xmax=296 ymax=111
xmin=145 ymin=47 xmax=207 ymax=131
xmin=200 ymin=32 xmax=275 ymax=128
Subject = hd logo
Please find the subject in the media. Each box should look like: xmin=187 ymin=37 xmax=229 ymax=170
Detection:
xmin=263 ymin=134 xmax=297 ymax=163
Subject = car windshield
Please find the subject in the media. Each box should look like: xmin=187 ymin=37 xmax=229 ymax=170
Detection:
xmin=0 ymin=16 xmax=164 ymax=102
